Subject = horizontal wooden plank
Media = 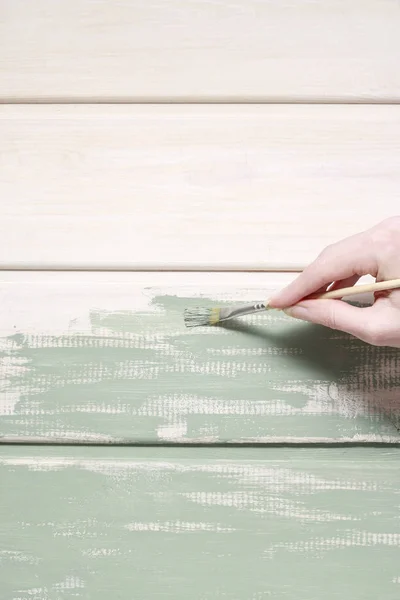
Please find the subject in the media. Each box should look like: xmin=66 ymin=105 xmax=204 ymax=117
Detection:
xmin=0 ymin=272 xmax=399 ymax=444
xmin=1 ymin=0 xmax=400 ymax=101
xmin=1 ymin=447 xmax=400 ymax=599
xmin=1 ymin=105 xmax=399 ymax=270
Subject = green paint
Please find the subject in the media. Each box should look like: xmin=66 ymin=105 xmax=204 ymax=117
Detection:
xmin=1 ymin=447 xmax=400 ymax=599
xmin=1 ymin=293 xmax=399 ymax=442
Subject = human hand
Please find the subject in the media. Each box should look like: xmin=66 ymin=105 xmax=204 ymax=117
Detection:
xmin=268 ymin=217 xmax=400 ymax=347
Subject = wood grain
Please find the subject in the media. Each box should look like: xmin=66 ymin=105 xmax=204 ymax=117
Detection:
xmin=1 ymin=446 xmax=400 ymax=599
xmin=1 ymin=105 xmax=400 ymax=270
xmin=0 ymin=272 xmax=399 ymax=444
xmin=1 ymin=0 xmax=400 ymax=102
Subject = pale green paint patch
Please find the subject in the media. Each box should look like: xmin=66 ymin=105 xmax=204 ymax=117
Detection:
xmin=1 ymin=447 xmax=400 ymax=599
xmin=1 ymin=293 xmax=399 ymax=442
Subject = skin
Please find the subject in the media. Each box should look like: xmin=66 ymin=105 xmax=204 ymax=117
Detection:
xmin=268 ymin=216 xmax=400 ymax=348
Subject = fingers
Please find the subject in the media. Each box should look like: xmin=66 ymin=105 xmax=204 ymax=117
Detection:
xmin=326 ymin=275 xmax=360 ymax=293
xmin=283 ymin=299 xmax=376 ymax=343
xmin=269 ymin=232 xmax=378 ymax=309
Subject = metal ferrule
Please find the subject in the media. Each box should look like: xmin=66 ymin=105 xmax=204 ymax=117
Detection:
xmin=218 ymin=302 xmax=267 ymax=322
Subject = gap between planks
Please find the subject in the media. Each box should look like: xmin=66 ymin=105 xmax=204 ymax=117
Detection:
xmin=2 ymin=99 xmax=400 ymax=105
xmin=2 ymin=439 xmax=400 ymax=448
xmin=0 ymin=266 xmax=305 ymax=273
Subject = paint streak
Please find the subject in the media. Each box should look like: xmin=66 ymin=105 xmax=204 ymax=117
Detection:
xmin=273 ymin=532 xmax=400 ymax=553
xmin=125 ymin=521 xmax=234 ymax=533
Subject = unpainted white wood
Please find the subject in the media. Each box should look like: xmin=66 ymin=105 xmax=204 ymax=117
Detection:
xmin=1 ymin=0 xmax=400 ymax=101
xmin=1 ymin=105 xmax=399 ymax=270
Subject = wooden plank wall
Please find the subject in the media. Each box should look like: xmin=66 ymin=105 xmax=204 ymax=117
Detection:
xmin=1 ymin=272 xmax=399 ymax=444
xmin=1 ymin=105 xmax=399 ymax=269
xmin=1 ymin=1 xmax=400 ymax=598
xmin=1 ymin=0 xmax=400 ymax=102
xmin=2 ymin=447 xmax=400 ymax=600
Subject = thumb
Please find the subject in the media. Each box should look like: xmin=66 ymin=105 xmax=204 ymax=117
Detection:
xmin=284 ymin=299 xmax=371 ymax=340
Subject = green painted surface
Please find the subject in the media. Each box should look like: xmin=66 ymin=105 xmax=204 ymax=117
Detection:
xmin=1 ymin=447 xmax=400 ymax=599
xmin=1 ymin=290 xmax=400 ymax=443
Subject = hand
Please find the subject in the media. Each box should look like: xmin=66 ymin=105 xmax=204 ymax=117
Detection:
xmin=268 ymin=216 xmax=400 ymax=347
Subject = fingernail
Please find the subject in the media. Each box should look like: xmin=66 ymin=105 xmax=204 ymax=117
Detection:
xmin=283 ymin=305 xmax=309 ymax=320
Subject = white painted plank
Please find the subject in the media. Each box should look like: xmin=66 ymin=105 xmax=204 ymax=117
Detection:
xmin=1 ymin=447 xmax=400 ymax=599
xmin=1 ymin=0 xmax=400 ymax=101
xmin=1 ymin=105 xmax=399 ymax=270
xmin=0 ymin=271 xmax=399 ymax=444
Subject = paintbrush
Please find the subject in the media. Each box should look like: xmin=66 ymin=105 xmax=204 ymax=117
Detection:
xmin=183 ymin=278 xmax=400 ymax=328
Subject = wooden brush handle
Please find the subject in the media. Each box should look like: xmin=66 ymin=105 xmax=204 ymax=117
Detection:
xmin=309 ymin=278 xmax=400 ymax=301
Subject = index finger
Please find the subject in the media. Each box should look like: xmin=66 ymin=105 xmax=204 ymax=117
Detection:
xmin=268 ymin=231 xmax=378 ymax=309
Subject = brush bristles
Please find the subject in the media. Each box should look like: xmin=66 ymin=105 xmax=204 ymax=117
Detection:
xmin=184 ymin=307 xmax=221 ymax=328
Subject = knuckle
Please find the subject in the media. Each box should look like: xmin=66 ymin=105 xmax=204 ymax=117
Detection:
xmin=379 ymin=215 xmax=400 ymax=230
xmin=370 ymin=216 xmax=400 ymax=251
xmin=318 ymin=244 xmax=334 ymax=261
xmin=314 ymin=244 xmax=336 ymax=273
